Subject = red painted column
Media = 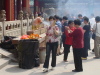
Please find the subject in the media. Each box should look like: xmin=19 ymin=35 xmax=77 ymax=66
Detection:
xmin=39 ymin=1 xmax=44 ymax=13
xmin=11 ymin=0 xmax=15 ymax=20
xmin=34 ymin=0 xmax=39 ymax=14
xmin=22 ymin=0 xmax=30 ymax=12
xmin=17 ymin=0 xmax=22 ymax=16
xmin=5 ymin=0 xmax=15 ymax=21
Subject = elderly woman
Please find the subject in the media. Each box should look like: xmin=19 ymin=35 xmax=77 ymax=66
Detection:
xmin=43 ymin=16 xmax=60 ymax=72
xmin=64 ymin=20 xmax=76 ymax=62
xmin=66 ymin=19 xmax=84 ymax=72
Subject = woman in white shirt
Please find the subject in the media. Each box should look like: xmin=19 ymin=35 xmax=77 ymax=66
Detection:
xmin=43 ymin=16 xmax=60 ymax=72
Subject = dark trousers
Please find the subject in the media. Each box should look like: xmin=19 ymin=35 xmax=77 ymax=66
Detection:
xmin=88 ymin=37 xmax=91 ymax=50
xmin=64 ymin=44 xmax=71 ymax=60
xmin=73 ymin=48 xmax=83 ymax=71
xmin=62 ymin=34 xmax=66 ymax=47
xmin=82 ymin=38 xmax=89 ymax=58
xmin=43 ymin=42 xmax=58 ymax=68
xmin=82 ymin=48 xmax=88 ymax=58
xmin=60 ymin=38 xmax=62 ymax=48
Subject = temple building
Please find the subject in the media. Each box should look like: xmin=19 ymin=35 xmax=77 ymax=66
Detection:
xmin=0 ymin=0 xmax=30 ymax=21
xmin=0 ymin=0 xmax=100 ymax=21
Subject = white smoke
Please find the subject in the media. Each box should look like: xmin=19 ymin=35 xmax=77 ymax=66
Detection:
xmin=43 ymin=21 xmax=50 ymax=29
xmin=55 ymin=0 xmax=100 ymax=18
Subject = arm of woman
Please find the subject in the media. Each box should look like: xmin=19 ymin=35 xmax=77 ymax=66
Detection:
xmin=45 ymin=27 xmax=49 ymax=43
xmin=65 ymin=26 xmax=73 ymax=33
xmin=69 ymin=29 xmax=78 ymax=37
xmin=54 ymin=26 xmax=60 ymax=35
xmin=83 ymin=25 xmax=90 ymax=33
xmin=65 ymin=29 xmax=69 ymax=37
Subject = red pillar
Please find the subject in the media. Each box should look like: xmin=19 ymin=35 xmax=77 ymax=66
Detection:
xmin=17 ymin=0 xmax=22 ymax=15
xmin=22 ymin=0 xmax=30 ymax=13
xmin=39 ymin=1 xmax=44 ymax=13
xmin=5 ymin=0 xmax=15 ymax=21
xmin=34 ymin=0 xmax=39 ymax=14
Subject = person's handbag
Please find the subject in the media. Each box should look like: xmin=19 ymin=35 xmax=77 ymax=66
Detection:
xmin=92 ymin=33 xmax=96 ymax=40
xmin=92 ymin=24 xmax=97 ymax=40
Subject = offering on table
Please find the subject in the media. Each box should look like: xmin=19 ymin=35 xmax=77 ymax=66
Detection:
xmin=20 ymin=35 xmax=30 ymax=39
xmin=20 ymin=34 xmax=40 ymax=40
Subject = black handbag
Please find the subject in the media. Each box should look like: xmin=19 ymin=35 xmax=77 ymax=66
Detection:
xmin=92 ymin=33 xmax=96 ymax=40
xmin=92 ymin=24 xmax=97 ymax=40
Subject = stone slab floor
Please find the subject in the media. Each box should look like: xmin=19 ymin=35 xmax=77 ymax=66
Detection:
xmin=0 ymin=39 xmax=100 ymax=75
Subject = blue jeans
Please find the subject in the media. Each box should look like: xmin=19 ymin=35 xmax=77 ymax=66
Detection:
xmin=43 ymin=42 xmax=58 ymax=68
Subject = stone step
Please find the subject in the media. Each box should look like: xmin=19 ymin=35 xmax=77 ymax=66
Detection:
xmin=0 ymin=58 xmax=10 ymax=69
xmin=0 ymin=48 xmax=17 ymax=61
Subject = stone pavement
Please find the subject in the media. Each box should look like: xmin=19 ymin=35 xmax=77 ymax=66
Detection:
xmin=0 ymin=39 xmax=100 ymax=75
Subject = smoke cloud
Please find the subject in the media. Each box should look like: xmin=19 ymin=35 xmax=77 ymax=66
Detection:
xmin=54 ymin=0 xmax=100 ymax=18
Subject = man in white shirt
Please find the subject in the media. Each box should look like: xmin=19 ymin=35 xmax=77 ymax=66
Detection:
xmin=93 ymin=16 xmax=100 ymax=58
xmin=89 ymin=14 xmax=96 ymax=29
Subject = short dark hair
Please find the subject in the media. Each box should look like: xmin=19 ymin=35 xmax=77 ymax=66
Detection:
xmin=54 ymin=15 xmax=57 ymax=18
xmin=54 ymin=15 xmax=60 ymax=20
xmin=38 ymin=13 xmax=42 ymax=16
xmin=68 ymin=20 xmax=74 ymax=25
xmin=83 ymin=17 xmax=89 ymax=22
xmin=59 ymin=17 xmax=62 ymax=21
xmin=49 ymin=16 xmax=55 ymax=20
xmin=78 ymin=14 xmax=82 ymax=17
xmin=95 ymin=16 xmax=100 ymax=22
xmin=74 ymin=19 xmax=81 ymax=26
xmin=63 ymin=16 xmax=68 ymax=20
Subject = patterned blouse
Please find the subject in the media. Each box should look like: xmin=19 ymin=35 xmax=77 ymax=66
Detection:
xmin=46 ymin=25 xmax=60 ymax=43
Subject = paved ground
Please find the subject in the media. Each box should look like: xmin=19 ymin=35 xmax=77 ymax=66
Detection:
xmin=0 ymin=39 xmax=100 ymax=75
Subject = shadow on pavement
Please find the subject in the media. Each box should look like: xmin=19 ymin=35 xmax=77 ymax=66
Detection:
xmin=29 ymin=71 xmax=78 ymax=75
xmin=54 ymin=72 xmax=77 ymax=75
xmin=56 ymin=61 xmax=68 ymax=67
xmin=5 ymin=66 xmax=28 ymax=73
xmin=29 ymin=70 xmax=54 ymax=75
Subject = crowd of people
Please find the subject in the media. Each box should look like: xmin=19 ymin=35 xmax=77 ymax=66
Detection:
xmin=33 ymin=13 xmax=100 ymax=73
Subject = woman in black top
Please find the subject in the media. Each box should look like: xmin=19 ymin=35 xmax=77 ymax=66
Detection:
xmin=82 ymin=17 xmax=91 ymax=60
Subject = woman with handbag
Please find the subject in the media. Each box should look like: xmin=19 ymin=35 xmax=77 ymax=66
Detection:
xmin=81 ymin=17 xmax=91 ymax=60
xmin=43 ymin=16 xmax=60 ymax=72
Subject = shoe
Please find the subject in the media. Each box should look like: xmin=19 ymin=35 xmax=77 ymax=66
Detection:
xmin=81 ymin=57 xmax=87 ymax=60
xmin=64 ymin=60 xmax=68 ymax=62
xmin=43 ymin=68 xmax=48 ymax=73
xmin=88 ymin=49 xmax=91 ymax=50
xmin=59 ymin=52 xmax=62 ymax=55
xmin=93 ymin=57 xmax=100 ymax=59
xmin=92 ymin=49 xmax=94 ymax=52
xmin=72 ymin=70 xmax=83 ymax=72
xmin=61 ymin=52 xmax=64 ymax=54
xmin=51 ymin=67 xmax=55 ymax=70
xmin=56 ymin=54 xmax=59 ymax=56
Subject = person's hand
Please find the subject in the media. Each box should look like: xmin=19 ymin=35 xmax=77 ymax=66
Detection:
xmin=53 ymin=28 xmax=56 ymax=32
xmin=65 ymin=26 xmax=70 ymax=30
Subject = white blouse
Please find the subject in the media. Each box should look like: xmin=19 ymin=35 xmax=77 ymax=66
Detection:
xmin=46 ymin=25 xmax=60 ymax=43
